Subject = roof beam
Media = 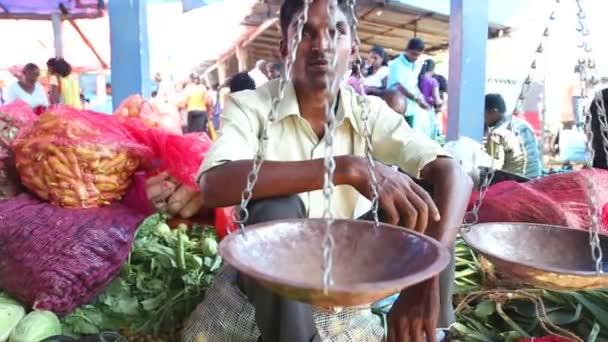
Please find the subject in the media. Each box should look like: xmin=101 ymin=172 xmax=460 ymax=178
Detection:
xmin=360 ymin=11 xmax=434 ymax=44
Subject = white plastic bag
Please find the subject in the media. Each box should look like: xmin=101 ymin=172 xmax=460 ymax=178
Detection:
xmin=444 ymin=137 xmax=492 ymax=188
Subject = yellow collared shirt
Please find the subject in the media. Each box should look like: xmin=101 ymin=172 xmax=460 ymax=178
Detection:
xmin=198 ymin=79 xmax=448 ymax=219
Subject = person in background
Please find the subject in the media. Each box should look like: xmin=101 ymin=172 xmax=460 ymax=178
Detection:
xmin=387 ymin=38 xmax=430 ymax=130
xmin=229 ymin=72 xmax=256 ymax=93
xmin=48 ymin=58 xmax=83 ymax=109
xmin=184 ymin=75 xmax=211 ymax=134
xmin=346 ymin=60 xmax=364 ymax=95
xmin=434 ymin=74 xmax=447 ymax=103
xmin=418 ymin=59 xmax=443 ymax=138
xmin=248 ymin=60 xmax=270 ymax=88
xmin=484 ymin=93 xmax=541 ymax=178
xmin=433 ymin=74 xmax=448 ymax=135
xmin=591 ymin=87 xmax=608 ymax=169
xmin=267 ymin=63 xmax=282 ymax=80
xmin=363 ymin=45 xmax=390 ymax=96
xmin=419 ymin=60 xmax=443 ymax=111
xmin=209 ymin=83 xmax=223 ymax=130
xmin=5 ymin=63 xmax=48 ymax=113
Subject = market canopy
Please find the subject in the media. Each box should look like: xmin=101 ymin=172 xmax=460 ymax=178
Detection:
xmin=0 ymin=0 xmax=106 ymax=20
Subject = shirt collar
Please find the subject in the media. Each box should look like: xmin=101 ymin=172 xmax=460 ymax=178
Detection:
xmin=274 ymin=80 xmax=361 ymax=134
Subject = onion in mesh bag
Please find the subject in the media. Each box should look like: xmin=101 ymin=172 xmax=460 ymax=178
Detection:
xmin=13 ymin=107 xmax=151 ymax=208
xmin=183 ymin=266 xmax=384 ymax=342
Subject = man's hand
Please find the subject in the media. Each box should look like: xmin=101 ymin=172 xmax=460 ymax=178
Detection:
xmin=147 ymin=172 xmax=205 ymax=218
xmin=388 ymin=277 xmax=439 ymax=342
xmin=416 ymin=98 xmax=431 ymax=111
xmin=353 ymin=161 xmax=440 ymax=232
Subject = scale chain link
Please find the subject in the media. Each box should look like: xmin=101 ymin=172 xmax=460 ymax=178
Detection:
xmin=321 ymin=0 xmax=345 ymax=293
xmin=232 ymin=0 xmax=314 ymax=234
xmin=348 ymin=0 xmax=381 ymax=228
xmin=463 ymin=0 xmax=560 ymax=229
xmin=575 ymin=0 xmax=604 ymax=274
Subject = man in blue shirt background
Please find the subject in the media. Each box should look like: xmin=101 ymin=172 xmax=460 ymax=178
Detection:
xmin=387 ymin=38 xmax=431 ymax=127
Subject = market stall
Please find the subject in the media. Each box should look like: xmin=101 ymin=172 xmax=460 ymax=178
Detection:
xmin=1 ymin=1 xmax=608 ymax=342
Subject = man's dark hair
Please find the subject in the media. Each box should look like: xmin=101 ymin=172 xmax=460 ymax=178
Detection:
xmin=485 ymin=93 xmax=507 ymax=114
xmin=280 ymin=0 xmax=352 ymax=37
xmin=229 ymin=72 xmax=256 ymax=93
xmin=54 ymin=58 xmax=72 ymax=77
xmin=23 ymin=63 xmax=39 ymax=73
xmin=406 ymin=37 xmax=425 ymax=52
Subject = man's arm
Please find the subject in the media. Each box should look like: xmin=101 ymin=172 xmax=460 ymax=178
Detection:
xmin=420 ymin=157 xmax=473 ymax=245
xmin=199 ymin=157 xmax=358 ymax=208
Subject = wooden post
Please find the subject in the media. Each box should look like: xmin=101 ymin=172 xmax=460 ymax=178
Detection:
xmin=217 ymin=61 xmax=227 ymax=85
xmin=236 ymin=46 xmax=249 ymax=72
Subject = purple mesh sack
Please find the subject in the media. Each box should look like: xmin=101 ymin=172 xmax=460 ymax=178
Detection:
xmin=0 ymin=194 xmax=144 ymax=314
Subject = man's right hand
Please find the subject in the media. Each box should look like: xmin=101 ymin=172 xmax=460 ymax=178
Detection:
xmin=416 ymin=98 xmax=431 ymax=111
xmin=352 ymin=160 xmax=440 ymax=232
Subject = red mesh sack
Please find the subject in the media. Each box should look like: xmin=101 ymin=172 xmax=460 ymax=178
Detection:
xmin=470 ymin=169 xmax=608 ymax=231
xmin=0 ymin=100 xmax=36 ymax=200
xmin=115 ymin=95 xmax=182 ymax=135
xmin=121 ymin=118 xmax=212 ymax=188
xmin=13 ymin=106 xmax=152 ymax=208
xmin=0 ymin=194 xmax=144 ymax=314
xmin=121 ymin=119 xmax=234 ymax=234
xmin=0 ymin=99 xmax=36 ymax=146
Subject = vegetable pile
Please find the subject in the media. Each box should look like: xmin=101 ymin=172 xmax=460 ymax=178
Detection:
xmin=61 ymin=214 xmax=221 ymax=337
xmin=452 ymin=239 xmax=608 ymax=342
xmin=13 ymin=108 xmax=148 ymax=208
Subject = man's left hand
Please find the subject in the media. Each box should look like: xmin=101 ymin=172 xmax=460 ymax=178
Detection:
xmin=387 ymin=276 xmax=440 ymax=342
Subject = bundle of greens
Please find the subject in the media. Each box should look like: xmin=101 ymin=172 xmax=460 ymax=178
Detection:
xmin=61 ymin=214 xmax=221 ymax=337
xmin=452 ymin=239 xmax=608 ymax=342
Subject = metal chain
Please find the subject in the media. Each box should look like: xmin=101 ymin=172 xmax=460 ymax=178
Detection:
xmin=348 ymin=0 xmax=380 ymax=228
xmin=231 ymin=0 xmax=314 ymax=234
xmin=574 ymin=0 xmax=604 ymax=274
xmin=321 ymin=1 xmax=342 ymax=292
xmin=463 ymin=0 xmax=561 ymax=228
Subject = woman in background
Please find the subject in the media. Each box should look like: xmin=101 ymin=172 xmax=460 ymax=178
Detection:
xmin=48 ymin=58 xmax=82 ymax=109
xmin=363 ymin=45 xmax=389 ymax=96
xmin=418 ymin=59 xmax=443 ymax=138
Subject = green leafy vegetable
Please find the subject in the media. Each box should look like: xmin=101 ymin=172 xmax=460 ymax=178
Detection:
xmin=61 ymin=214 xmax=221 ymax=335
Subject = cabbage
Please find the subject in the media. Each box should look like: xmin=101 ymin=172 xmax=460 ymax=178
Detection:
xmin=0 ymin=293 xmax=21 ymax=307
xmin=9 ymin=310 xmax=61 ymax=342
xmin=0 ymin=294 xmax=25 ymax=342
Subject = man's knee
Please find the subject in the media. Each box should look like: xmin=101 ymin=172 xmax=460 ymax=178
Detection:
xmin=246 ymin=195 xmax=306 ymax=225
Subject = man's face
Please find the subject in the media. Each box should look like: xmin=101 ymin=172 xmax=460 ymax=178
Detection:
xmin=269 ymin=65 xmax=281 ymax=79
xmin=405 ymin=49 xmax=422 ymax=62
xmin=282 ymin=0 xmax=354 ymax=92
xmin=23 ymin=68 xmax=40 ymax=84
xmin=484 ymin=109 xmax=502 ymax=128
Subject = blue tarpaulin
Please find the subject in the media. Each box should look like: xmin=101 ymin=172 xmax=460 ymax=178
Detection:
xmin=0 ymin=0 xmax=106 ymax=19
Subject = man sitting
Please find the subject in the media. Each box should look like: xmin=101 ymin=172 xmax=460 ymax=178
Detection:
xmin=484 ymin=93 xmax=542 ymax=179
xmin=197 ymin=0 xmax=473 ymax=341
